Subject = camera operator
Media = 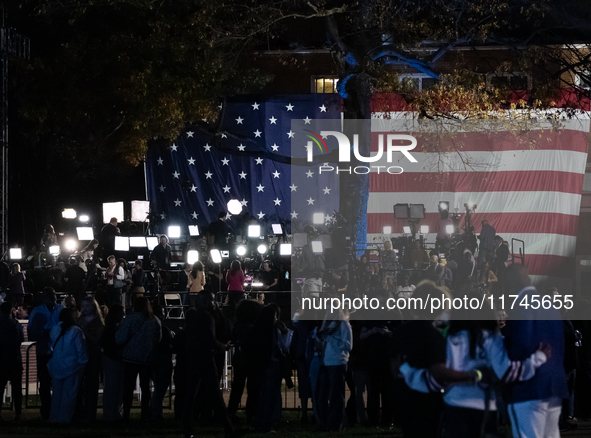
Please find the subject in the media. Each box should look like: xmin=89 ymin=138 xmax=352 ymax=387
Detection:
xmin=258 ymin=260 xmax=279 ymax=291
xmin=150 ymin=235 xmax=171 ymax=271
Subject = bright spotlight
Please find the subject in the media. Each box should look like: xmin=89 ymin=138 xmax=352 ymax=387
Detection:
xmin=210 ymin=249 xmax=222 ymax=264
xmin=227 ymin=199 xmax=242 ymax=215
xmin=257 ymin=244 xmax=268 ymax=254
xmin=312 ymin=213 xmax=324 ymax=224
xmin=438 ymin=201 xmax=449 ymax=211
xmin=279 ymin=243 xmax=292 ymax=256
xmin=49 ymin=245 xmax=60 ymax=256
xmin=131 ymin=200 xmax=150 ymax=223
xmin=9 ymin=248 xmax=22 ymax=260
xmin=403 ymin=226 xmax=411 ymax=234
xmin=188 ymin=225 xmax=200 ymax=236
xmin=76 ymin=227 xmax=94 ymax=241
xmin=383 ymin=226 xmax=392 ymax=235
xmin=168 ymin=226 xmax=181 ymax=239
xmin=187 ymin=250 xmax=199 ymax=265
xmin=272 ymin=224 xmax=283 ymax=235
xmin=311 ymin=241 xmax=323 ymax=253
xmin=248 ymin=225 xmax=261 ymax=238
xmin=62 ymin=208 xmax=77 ymax=219
xmin=129 ymin=237 xmax=148 ymax=248
xmin=102 ymin=202 xmax=124 ymax=224
xmin=79 ymin=215 xmax=90 ymax=223
xmin=114 ymin=236 xmax=130 ymax=252
xmin=236 ymin=246 xmax=247 ymax=256
xmin=65 ymin=240 xmax=78 ymax=251
xmin=446 ymin=224 xmax=455 ymax=235
xmin=420 ymin=225 xmax=430 ymax=234
xmin=146 ymin=236 xmax=159 ymax=251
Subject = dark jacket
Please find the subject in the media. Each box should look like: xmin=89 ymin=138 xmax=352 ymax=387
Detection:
xmin=0 ymin=315 xmax=24 ymax=369
xmin=504 ymin=286 xmax=568 ymax=403
xmin=115 ymin=312 xmax=162 ymax=364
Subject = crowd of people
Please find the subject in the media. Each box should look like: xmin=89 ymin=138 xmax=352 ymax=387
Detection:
xmin=0 ymin=215 xmax=588 ymax=438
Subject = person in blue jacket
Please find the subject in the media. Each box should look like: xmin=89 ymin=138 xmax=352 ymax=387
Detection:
xmin=503 ymin=264 xmax=568 ymax=438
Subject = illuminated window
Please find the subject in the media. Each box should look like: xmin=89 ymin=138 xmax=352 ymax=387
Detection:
xmin=312 ymin=76 xmax=339 ymax=93
xmin=399 ymin=74 xmax=438 ymax=91
xmin=575 ymin=71 xmax=591 ymax=89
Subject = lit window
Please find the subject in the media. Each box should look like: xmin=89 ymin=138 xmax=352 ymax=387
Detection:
xmin=312 ymin=76 xmax=339 ymax=93
xmin=399 ymin=74 xmax=438 ymax=92
xmin=575 ymin=71 xmax=591 ymax=89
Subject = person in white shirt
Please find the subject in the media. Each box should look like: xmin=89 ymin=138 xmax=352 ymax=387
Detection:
xmin=396 ymin=274 xmax=416 ymax=299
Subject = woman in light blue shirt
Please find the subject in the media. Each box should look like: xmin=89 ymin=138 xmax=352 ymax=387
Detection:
xmin=47 ymin=307 xmax=88 ymax=423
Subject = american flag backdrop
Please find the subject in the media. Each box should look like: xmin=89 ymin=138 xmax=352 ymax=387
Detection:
xmin=145 ymin=94 xmax=342 ymax=235
xmin=366 ymin=106 xmax=589 ymax=288
xmin=146 ymin=94 xmax=589 ymax=288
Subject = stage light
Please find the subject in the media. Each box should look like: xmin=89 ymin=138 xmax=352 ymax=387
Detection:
xmin=64 ymin=239 xmax=78 ymax=251
xmin=221 ymin=250 xmax=229 ymax=258
xmin=420 ymin=225 xmax=429 ymax=234
xmin=394 ymin=203 xmax=410 ymax=219
xmin=62 ymin=208 xmax=77 ymax=219
xmin=129 ymin=236 xmax=148 ymax=247
xmin=210 ymin=249 xmax=222 ymax=264
xmin=79 ymin=215 xmax=89 ymax=223
xmin=446 ymin=224 xmax=455 ymax=234
xmin=114 ymin=236 xmax=130 ymax=252
xmin=248 ymin=225 xmax=261 ymax=238
xmin=438 ymin=201 xmax=449 ymax=211
xmin=252 ymin=282 xmax=264 ymax=287
xmin=76 ymin=227 xmax=94 ymax=241
xmin=9 ymin=248 xmax=22 ymax=260
xmin=383 ymin=226 xmax=392 ymax=235
xmin=403 ymin=226 xmax=411 ymax=234
xmin=188 ymin=225 xmax=200 ymax=236
xmin=49 ymin=245 xmax=60 ymax=256
xmin=168 ymin=226 xmax=181 ymax=239
xmin=227 ymin=199 xmax=242 ymax=215
xmin=187 ymin=250 xmax=199 ymax=265
xmin=410 ymin=204 xmax=425 ymax=219
xmin=146 ymin=237 xmax=158 ymax=251
xmin=312 ymin=213 xmax=324 ymax=224
xmin=272 ymin=224 xmax=283 ymax=235
xmin=236 ymin=246 xmax=247 ymax=256
xmin=280 ymin=243 xmax=292 ymax=255
xmin=257 ymin=244 xmax=268 ymax=254
xmin=131 ymin=200 xmax=150 ymax=222
xmin=311 ymin=241 xmax=323 ymax=253
xmin=102 ymin=202 xmax=124 ymax=224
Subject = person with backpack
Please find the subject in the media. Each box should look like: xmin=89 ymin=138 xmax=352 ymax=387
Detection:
xmin=0 ymin=302 xmax=24 ymax=423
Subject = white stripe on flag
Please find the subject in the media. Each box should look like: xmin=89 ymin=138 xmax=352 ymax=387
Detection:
xmin=365 ymin=150 xmax=587 ymax=174
xmin=367 ymin=191 xmax=582 ymax=215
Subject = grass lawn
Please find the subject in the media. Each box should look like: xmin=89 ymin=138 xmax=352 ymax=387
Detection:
xmin=0 ymin=409 xmax=403 ymax=438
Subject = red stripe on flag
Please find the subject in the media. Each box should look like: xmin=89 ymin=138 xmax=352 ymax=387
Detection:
xmin=369 ymin=130 xmax=589 ymax=154
xmin=369 ymin=171 xmax=584 ymax=194
xmin=367 ymin=212 xmax=579 ymax=236
xmin=520 ymin=255 xmax=575 ymax=278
